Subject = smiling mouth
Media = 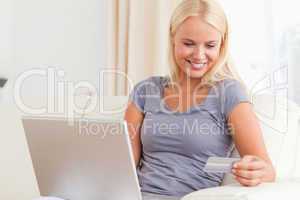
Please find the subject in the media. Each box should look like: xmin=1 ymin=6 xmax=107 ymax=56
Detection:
xmin=186 ymin=60 xmax=207 ymax=70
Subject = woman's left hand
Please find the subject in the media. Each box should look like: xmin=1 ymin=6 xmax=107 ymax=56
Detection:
xmin=231 ymin=155 xmax=276 ymax=186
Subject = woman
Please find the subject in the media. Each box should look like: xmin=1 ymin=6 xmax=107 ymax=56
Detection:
xmin=124 ymin=0 xmax=276 ymax=198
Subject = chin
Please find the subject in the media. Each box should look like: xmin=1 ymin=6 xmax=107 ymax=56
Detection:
xmin=190 ymin=74 xmax=205 ymax=79
xmin=184 ymin=70 xmax=207 ymax=79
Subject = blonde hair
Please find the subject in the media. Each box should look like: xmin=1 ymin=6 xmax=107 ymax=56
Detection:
xmin=168 ymin=0 xmax=242 ymax=86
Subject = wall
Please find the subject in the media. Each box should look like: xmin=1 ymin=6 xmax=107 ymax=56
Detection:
xmin=3 ymin=0 xmax=109 ymax=106
xmin=0 ymin=0 xmax=109 ymax=199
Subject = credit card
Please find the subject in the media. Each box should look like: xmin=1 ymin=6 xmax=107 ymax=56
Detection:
xmin=203 ymin=157 xmax=240 ymax=173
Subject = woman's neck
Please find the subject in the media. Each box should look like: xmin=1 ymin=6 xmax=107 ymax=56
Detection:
xmin=176 ymin=74 xmax=203 ymax=94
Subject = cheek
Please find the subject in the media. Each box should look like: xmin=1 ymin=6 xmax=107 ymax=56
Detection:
xmin=207 ymin=49 xmax=220 ymax=62
xmin=174 ymin=45 xmax=192 ymax=61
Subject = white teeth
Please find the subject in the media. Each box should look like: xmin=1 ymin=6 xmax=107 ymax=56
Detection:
xmin=192 ymin=63 xmax=204 ymax=69
xmin=189 ymin=61 xmax=206 ymax=69
xmin=186 ymin=60 xmax=207 ymax=69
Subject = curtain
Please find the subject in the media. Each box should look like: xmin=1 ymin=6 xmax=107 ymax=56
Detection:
xmin=105 ymin=0 xmax=182 ymax=95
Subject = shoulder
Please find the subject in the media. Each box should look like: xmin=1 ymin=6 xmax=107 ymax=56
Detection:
xmin=131 ymin=76 xmax=168 ymax=91
xmin=217 ymin=78 xmax=245 ymax=89
xmin=136 ymin=75 xmax=167 ymax=85
xmin=129 ymin=76 xmax=166 ymax=112
xmin=213 ymin=79 xmax=247 ymax=96
xmin=213 ymin=79 xmax=250 ymax=118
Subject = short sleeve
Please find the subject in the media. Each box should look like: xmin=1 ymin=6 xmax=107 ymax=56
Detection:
xmin=129 ymin=80 xmax=147 ymax=113
xmin=128 ymin=76 xmax=164 ymax=113
xmin=221 ymin=79 xmax=250 ymax=119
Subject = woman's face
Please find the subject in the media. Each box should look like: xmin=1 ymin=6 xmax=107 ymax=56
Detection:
xmin=173 ymin=16 xmax=222 ymax=80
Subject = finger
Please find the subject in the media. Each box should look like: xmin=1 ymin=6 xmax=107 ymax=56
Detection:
xmin=233 ymin=160 xmax=266 ymax=170
xmin=232 ymin=155 xmax=256 ymax=168
xmin=234 ymin=175 xmax=261 ymax=187
xmin=241 ymin=155 xmax=262 ymax=163
xmin=242 ymin=155 xmax=257 ymax=162
xmin=232 ymin=169 xmax=264 ymax=180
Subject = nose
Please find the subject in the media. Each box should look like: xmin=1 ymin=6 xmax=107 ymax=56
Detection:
xmin=193 ymin=46 xmax=206 ymax=60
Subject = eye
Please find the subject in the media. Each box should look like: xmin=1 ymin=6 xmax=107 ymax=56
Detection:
xmin=183 ymin=42 xmax=194 ymax=47
xmin=206 ymin=44 xmax=216 ymax=48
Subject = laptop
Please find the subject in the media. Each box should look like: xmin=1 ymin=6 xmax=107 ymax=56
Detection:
xmin=22 ymin=116 xmax=143 ymax=200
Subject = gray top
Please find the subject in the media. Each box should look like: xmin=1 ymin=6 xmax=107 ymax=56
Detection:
xmin=129 ymin=76 xmax=249 ymax=197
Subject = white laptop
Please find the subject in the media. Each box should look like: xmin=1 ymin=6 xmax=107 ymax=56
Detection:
xmin=22 ymin=116 xmax=143 ymax=200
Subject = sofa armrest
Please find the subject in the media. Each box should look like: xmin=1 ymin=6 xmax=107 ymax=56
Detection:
xmin=182 ymin=178 xmax=300 ymax=200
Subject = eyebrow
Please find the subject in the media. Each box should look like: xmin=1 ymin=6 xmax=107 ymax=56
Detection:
xmin=182 ymin=38 xmax=218 ymax=44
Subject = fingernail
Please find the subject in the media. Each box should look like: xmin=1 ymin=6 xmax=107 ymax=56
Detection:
xmin=233 ymin=164 xmax=238 ymax=168
xmin=232 ymin=169 xmax=236 ymax=173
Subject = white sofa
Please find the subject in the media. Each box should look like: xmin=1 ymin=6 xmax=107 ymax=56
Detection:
xmin=1 ymin=94 xmax=300 ymax=200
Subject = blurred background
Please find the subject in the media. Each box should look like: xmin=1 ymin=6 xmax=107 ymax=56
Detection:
xmin=0 ymin=0 xmax=300 ymax=105
xmin=0 ymin=1 xmax=300 ymax=199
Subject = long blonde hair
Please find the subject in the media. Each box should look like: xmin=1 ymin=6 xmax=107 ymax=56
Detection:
xmin=168 ymin=0 xmax=242 ymax=86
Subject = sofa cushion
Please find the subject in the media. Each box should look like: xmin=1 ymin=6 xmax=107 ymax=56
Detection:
xmin=183 ymin=179 xmax=300 ymax=200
